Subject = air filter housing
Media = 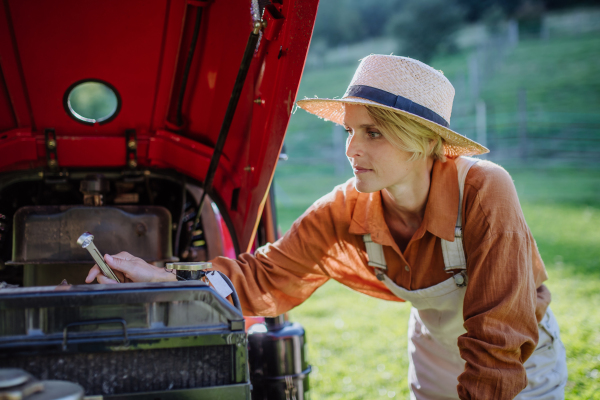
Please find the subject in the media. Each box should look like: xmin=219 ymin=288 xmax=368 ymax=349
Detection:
xmin=0 ymin=282 xmax=250 ymax=399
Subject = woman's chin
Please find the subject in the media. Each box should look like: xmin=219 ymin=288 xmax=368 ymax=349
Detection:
xmin=353 ymin=179 xmax=380 ymax=193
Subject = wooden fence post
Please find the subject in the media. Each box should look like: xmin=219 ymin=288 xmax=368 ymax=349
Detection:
xmin=518 ymin=88 xmax=528 ymax=162
xmin=476 ymin=99 xmax=487 ymax=158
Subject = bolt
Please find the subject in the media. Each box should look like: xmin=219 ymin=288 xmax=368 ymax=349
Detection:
xmin=47 ymin=139 xmax=57 ymax=149
xmin=128 ymin=159 xmax=137 ymax=169
xmin=48 ymin=159 xmax=58 ymax=168
xmin=135 ymin=223 xmax=147 ymax=237
xmin=253 ymin=21 xmax=262 ymax=34
xmin=127 ymin=140 xmax=137 ymax=150
xmin=76 ymin=232 xmax=120 ymax=283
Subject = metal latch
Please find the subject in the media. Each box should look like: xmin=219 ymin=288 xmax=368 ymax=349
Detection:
xmin=45 ymin=128 xmax=58 ymax=171
xmin=126 ymin=129 xmax=138 ymax=169
xmin=43 ymin=128 xmax=68 ymax=183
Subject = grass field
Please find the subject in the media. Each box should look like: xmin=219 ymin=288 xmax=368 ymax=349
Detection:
xmin=273 ymin=22 xmax=600 ymax=399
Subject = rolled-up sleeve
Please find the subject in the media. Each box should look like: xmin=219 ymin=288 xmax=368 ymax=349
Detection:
xmin=457 ymin=163 xmax=541 ymax=399
xmin=458 ymin=232 xmax=538 ymax=399
xmin=210 ymin=201 xmax=334 ymax=316
xmin=210 ymin=181 xmax=395 ymax=316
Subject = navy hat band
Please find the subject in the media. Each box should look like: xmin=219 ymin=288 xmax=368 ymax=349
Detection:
xmin=345 ymin=85 xmax=449 ymax=128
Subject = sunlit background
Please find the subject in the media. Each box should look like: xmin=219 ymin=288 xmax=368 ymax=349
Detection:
xmin=274 ymin=0 xmax=600 ymax=398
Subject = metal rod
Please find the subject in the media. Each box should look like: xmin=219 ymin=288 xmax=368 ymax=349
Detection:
xmin=77 ymin=232 xmax=121 ymax=283
xmin=173 ymin=177 xmax=187 ymax=258
xmin=183 ymin=22 xmax=261 ymax=258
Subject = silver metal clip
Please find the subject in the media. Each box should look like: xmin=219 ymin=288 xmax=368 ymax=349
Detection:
xmin=453 ymin=271 xmax=468 ymax=287
xmin=374 ymin=268 xmax=386 ymax=281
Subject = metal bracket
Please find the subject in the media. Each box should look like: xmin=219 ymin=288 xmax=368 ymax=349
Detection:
xmin=43 ymin=128 xmax=68 ymax=183
xmin=126 ymin=129 xmax=138 ymax=170
xmin=45 ymin=128 xmax=58 ymax=171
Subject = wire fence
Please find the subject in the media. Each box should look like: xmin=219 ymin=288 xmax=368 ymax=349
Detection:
xmin=450 ymin=98 xmax=600 ymax=166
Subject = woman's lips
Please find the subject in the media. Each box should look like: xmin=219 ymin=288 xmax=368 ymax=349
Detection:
xmin=353 ymin=166 xmax=371 ymax=174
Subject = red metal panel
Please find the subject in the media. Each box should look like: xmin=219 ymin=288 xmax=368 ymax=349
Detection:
xmin=6 ymin=0 xmax=169 ymax=135
xmin=0 ymin=1 xmax=33 ymax=128
xmin=0 ymin=67 xmax=17 ymax=131
xmin=234 ymin=0 xmax=320 ymax=251
xmin=56 ymin=137 xmax=127 ymax=167
xmin=0 ymin=129 xmax=37 ymax=169
xmin=147 ymin=130 xmax=241 ymax=210
xmin=0 ymin=0 xmax=320 ymax=253
xmin=150 ymin=1 xmax=188 ymax=131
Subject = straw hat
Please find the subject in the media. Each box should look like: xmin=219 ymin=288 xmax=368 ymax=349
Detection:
xmin=296 ymin=55 xmax=489 ymax=157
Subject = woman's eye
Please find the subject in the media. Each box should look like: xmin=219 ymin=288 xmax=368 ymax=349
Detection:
xmin=368 ymin=131 xmax=382 ymax=138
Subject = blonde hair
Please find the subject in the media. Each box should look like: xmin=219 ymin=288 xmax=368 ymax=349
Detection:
xmin=365 ymin=106 xmax=446 ymax=162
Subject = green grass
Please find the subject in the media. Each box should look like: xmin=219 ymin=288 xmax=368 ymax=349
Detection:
xmin=479 ymin=33 xmax=600 ymax=116
xmin=274 ymin=25 xmax=600 ymax=399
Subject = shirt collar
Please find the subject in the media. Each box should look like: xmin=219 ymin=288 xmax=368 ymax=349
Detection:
xmin=348 ymin=158 xmax=459 ymax=244
xmin=424 ymin=158 xmax=459 ymax=242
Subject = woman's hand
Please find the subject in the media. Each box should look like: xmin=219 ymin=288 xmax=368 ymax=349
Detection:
xmin=85 ymin=252 xmax=177 ymax=284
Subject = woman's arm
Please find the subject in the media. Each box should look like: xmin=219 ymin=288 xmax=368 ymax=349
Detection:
xmin=457 ymin=162 xmax=548 ymax=400
xmin=85 ymin=182 xmax=376 ymax=315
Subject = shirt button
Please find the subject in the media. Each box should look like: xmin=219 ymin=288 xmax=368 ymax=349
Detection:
xmin=405 ymin=265 xmax=410 ymax=271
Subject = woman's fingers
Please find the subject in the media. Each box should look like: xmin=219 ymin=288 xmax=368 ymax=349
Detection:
xmin=96 ymin=274 xmax=119 ymax=284
xmin=87 ymin=251 xmax=175 ymax=284
xmin=85 ymin=263 xmax=124 ymax=284
xmin=85 ymin=264 xmax=102 ymax=283
xmin=105 ymin=252 xmax=165 ymax=282
xmin=104 ymin=253 xmax=128 ymax=271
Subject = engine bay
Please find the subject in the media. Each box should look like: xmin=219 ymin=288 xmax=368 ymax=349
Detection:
xmin=0 ymin=169 xmax=232 ymax=287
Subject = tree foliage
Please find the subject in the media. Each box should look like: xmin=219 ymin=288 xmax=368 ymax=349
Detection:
xmin=313 ymin=0 xmax=402 ymax=47
xmin=386 ymin=0 xmax=466 ymax=62
xmin=310 ymin=0 xmax=600 ymax=51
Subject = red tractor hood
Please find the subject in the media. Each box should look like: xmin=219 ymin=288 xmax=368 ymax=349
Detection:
xmin=0 ymin=0 xmax=318 ymax=252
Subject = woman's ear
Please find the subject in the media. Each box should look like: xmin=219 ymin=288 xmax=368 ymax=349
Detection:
xmin=428 ymin=137 xmax=446 ymax=162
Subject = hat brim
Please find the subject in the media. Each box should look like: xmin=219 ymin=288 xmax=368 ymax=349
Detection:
xmin=296 ymin=97 xmax=489 ymax=157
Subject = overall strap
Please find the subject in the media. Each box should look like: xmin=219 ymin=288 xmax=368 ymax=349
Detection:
xmin=362 ymin=156 xmax=480 ymax=287
xmin=363 ymin=233 xmax=387 ymax=281
xmin=440 ymin=156 xmax=479 ymax=273
xmin=363 ymin=234 xmax=386 ymax=269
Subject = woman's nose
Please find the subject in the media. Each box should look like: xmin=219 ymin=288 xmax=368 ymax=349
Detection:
xmin=345 ymin=133 xmax=362 ymax=158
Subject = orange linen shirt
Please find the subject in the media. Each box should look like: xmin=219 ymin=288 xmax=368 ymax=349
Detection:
xmin=212 ymin=158 xmax=549 ymax=400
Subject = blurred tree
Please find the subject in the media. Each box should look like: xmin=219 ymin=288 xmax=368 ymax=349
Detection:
xmin=456 ymin=0 xmax=496 ymax=21
xmin=310 ymin=0 xmax=600 ymax=50
xmin=457 ymin=0 xmax=600 ymax=21
xmin=353 ymin=0 xmax=404 ymax=38
xmin=482 ymin=4 xmax=506 ymax=34
xmin=313 ymin=0 xmax=366 ymax=46
xmin=386 ymin=0 xmax=466 ymax=62
xmin=313 ymin=0 xmax=404 ymax=47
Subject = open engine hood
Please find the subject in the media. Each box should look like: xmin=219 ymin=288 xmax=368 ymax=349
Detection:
xmin=0 ymin=0 xmax=318 ymax=253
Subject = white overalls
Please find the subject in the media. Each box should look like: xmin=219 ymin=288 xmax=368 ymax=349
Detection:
xmin=363 ymin=157 xmax=568 ymax=399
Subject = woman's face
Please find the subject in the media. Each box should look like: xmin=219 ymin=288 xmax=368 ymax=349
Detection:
xmin=344 ymin=104 xmax=425 ymax=193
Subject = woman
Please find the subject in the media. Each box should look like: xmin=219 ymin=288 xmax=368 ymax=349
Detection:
xmin=86 ymin=55 xmax=567 ymax=399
